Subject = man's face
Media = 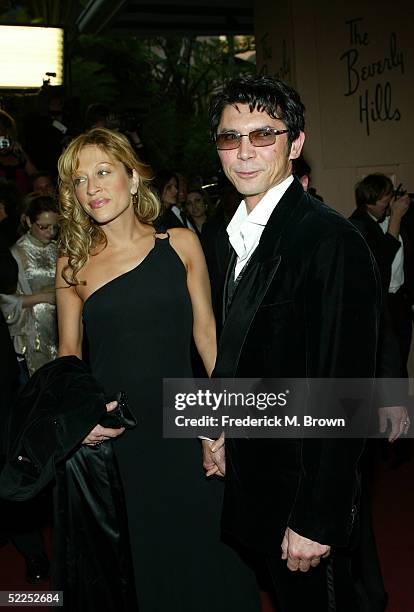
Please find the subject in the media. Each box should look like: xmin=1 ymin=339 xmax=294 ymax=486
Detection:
xmin=217 ymin=104 xmax=304 ymax=210
xmin=367 ymin=190 xmax=393 ymax=219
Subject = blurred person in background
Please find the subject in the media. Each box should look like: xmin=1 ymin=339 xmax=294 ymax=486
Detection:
xmin=0 ymin=196 xmax=59 ymax=379
xmin=155 ymin=170 xmax=195 ymax=231
xmin=29 ymin=171 xmax=56 ymax=199
xmin=185 ymin=186 xmax=212 ymax=235
xmin=0 ymin=180 xmax=20 ymax=246
xmin=84 ymin=102 xmax=112 ymax=130
xmin=0 ymin=109 xmax=36 ymax=196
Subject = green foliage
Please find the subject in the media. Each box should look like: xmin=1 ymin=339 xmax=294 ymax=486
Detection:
xmin=70 ymin=57 xmax=118 ymax=107
xmin=136 ymin=36 xmax=255 ymax=176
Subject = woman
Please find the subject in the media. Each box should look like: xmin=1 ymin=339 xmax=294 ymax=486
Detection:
xmin=0 ymin=195 xmax=58 ymax=377
xmin=56 ymin=128 xmax=259 ymax=611
xmin=154 ymin=170 xmax=196 ymax=230
xmin=185 ymin=187 xmax=210 ymax=234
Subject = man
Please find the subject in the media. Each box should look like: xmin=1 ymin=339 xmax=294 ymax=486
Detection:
xmin=349 ymin=174 xmax=413 ymax=375
xmin=203 ymin=75 xmax=381 ymax=611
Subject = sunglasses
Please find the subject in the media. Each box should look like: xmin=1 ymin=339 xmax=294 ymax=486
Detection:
xmin=215 ymin=128 xmax=289 ymax=150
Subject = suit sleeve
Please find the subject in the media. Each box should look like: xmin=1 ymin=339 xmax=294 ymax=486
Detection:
xmin=350 ymin=217 xmax=400 ymax=291
xmin=287 ymin=227 xmax=380 ymax=546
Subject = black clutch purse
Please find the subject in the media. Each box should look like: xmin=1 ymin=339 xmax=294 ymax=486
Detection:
xmin=99 ymin=391 xmax=137 ymax=429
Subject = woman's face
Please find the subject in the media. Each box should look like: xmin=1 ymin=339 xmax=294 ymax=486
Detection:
xmin=186 ymin=191 xmax=206 ymax=218
xmin=28 ymin=211 xmax=59 ymax=244
xmin=162 ymin=177 xmax=178 ymax=206
xmin=73 ymin=145 xmax=138 ymax=224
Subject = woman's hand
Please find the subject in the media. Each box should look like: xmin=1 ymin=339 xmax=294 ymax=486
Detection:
xmin=82 ymin=401 xmax=125 ymax=446
xmin=202 ymin=433 xmax=225 ymax=477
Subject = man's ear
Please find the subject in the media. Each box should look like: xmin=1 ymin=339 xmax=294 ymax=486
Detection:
xmin=289 ymin=131 xmax=305 ymax=160
xmin=300 ymin=175 xmax=309 ymax=191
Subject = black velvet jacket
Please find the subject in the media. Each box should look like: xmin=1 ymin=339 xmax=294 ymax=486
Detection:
xmin=0 ymin=356 xmax=138 ymax=612
xmin=213 ymin=179 xmax=381 ymax=554
xmin=349 ymin=207 xmax=414 ymax=298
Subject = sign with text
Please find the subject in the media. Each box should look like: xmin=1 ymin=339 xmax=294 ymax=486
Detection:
xmin=316 ymin=6 xmax=413 ymax=166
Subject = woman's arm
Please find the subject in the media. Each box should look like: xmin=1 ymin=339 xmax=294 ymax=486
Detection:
xmin=55 ymin=257 xmax=83 ymax=358
xmin=55 ymin=256 xmax=124 ymax=444
xmin=170 ymin=229 xmax=217 ymax=376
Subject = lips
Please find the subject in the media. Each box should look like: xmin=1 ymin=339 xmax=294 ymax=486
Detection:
xmin=89 ymin=198 xmax=110 ymax=210
xmin=235 ymin=170 xmax=261 ymax=179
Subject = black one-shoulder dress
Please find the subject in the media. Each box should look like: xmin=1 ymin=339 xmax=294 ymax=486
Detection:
xmin=82 ymin=235 xmax=260 ymax=612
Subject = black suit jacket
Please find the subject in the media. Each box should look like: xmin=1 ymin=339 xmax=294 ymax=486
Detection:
xmin=201 ymin=210 xmax=232 ymax=332
xmin=213 ymin=179 xmax=381 ymax=554
xmin=349 ymin=208 xmax=414 ymax=298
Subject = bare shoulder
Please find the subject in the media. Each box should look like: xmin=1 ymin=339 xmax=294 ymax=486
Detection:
xmin=167 ymin=227 xmax=201 ymax=252
xmin=166 ymin=227 xmax=203 ymax=267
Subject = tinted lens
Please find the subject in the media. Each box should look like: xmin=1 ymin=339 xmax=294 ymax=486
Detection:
xmin=216 ymin=133 xmax=240 ymax=150
xmin=249 ymin=130 xmax=277 ymax=147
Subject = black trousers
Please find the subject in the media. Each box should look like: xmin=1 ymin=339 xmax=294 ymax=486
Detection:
xmin=387 ymin=290 xmax=413 ymax=375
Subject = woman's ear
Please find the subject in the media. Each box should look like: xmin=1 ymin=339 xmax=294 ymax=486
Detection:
xmin=131 ymin=169 xmax=139 ymax=194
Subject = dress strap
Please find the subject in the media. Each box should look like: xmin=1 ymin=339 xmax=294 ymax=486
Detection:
xmin=154 ymin=229 xmax=170 ymax=241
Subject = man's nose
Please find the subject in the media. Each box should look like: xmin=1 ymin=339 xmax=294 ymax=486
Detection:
xmin=237 ymin=135 xmax=256 ymax=160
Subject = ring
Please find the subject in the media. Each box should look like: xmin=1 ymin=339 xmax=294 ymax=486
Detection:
xmin=402 ymin=420 xmax=409 ymax=425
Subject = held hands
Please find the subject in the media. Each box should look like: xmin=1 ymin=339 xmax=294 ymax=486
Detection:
xmin=82 ymin=401 xmax=125 ymax=446
xmin=281 ymin=527 xmax=330 ymax=572
xmin=379 ymin=405 xmax=410 ymax=442
xmin=202 ymin=432 xmax=225 ymax=477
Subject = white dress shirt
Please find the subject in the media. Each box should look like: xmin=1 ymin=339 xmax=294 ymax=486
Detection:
xmin=226 ymin=176 xmax=294 ymax=279
xmin=378 ymin=216 xmax=404 ymax=293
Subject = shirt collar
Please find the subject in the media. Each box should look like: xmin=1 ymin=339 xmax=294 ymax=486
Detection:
xmin=227 ymin=175 xmax=294 ymax=238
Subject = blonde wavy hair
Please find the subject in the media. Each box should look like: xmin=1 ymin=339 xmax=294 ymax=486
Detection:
xmin=58 ymin=128 xmax=160 ymax=285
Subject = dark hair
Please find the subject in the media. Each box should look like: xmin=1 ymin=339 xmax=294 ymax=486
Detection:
xmin=292 ymin=155 xmax=311 ymax=179
xmin=355 ymin=174 xmax=393 ymax=209
xmin=84 ymin=103 xmax=111 ymax=130
xmin=26 ymin=195 xmax=58 ymax=223
xmin=209 ymin=74 xmax=305 ymax=147
xmin=0 ymin=180 xmax=21 ymax=217
xmin=30 ymin=170 xmax=54 ymax=188
xmin=153 ymin=170 xmax=178 ymax=202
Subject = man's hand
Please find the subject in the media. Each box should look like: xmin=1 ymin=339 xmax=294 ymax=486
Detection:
xmin=281 ymin=527 xmax=330 ymax=572
xmin=202 ymin=432 xmax=225 ymax=477
xmin=379 ymin=405 xmax=410 ymax=442
xmin=389 ymin=193 xmax=410 ymax=219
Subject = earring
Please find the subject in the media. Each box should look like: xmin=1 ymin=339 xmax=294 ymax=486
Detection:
xmin=132 ymin=191 xmax=139 ymax=206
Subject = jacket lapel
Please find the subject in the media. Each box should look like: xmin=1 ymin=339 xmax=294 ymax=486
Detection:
xmin=214 ymin=178 xmax=304 ymax=378
xmin=214 ymin=254 xmax=281 ymax=377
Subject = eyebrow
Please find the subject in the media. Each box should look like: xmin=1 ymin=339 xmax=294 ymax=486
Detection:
xmin=74 ymin=161 xmax=115 ymax=174
xmin=218 ymin=125 xmax=278 ymax=132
